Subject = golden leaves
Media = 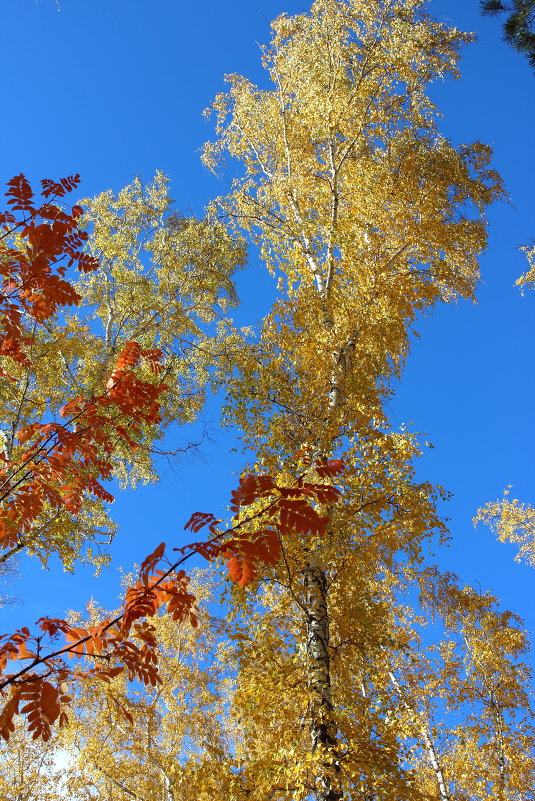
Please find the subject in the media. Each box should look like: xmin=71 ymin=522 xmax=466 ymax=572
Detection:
xmin=475 ymin=491 xmax=535 ymax=567
xmin=0 ymin=172 xmax=244 ymax=573
xmin=192 ymin=2 xmax=534 ymax=798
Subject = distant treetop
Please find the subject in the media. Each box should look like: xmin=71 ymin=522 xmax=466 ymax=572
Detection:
xmin=480 ymin=0 xmax=535 ymax=69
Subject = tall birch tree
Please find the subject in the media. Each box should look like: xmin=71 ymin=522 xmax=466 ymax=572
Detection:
xmin=199 ymin=0 xmax=532 ymax=798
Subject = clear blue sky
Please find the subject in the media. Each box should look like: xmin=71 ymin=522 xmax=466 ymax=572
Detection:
xmin=0 ymin=0 xmax=533 ymax=642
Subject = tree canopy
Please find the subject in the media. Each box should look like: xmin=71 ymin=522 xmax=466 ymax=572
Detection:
xmin=0 ymin=1 xmax=533 ymax=799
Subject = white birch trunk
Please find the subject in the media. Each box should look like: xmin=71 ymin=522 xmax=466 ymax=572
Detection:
xmin=304 ymin=555 xmax=342 ymax=801
xmin=388 ymin=670 xmax=450 ymax=801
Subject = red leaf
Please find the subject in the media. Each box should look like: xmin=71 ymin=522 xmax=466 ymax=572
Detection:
xmin=223 ymin=529 xmax=281 ymax=587
xmin=139 ymin=542 xmax=166 ymax=585
xmin=184 ymin=512 xmax=218 ymax=534
xmin=301 ymin=482 xmax=341 ymax=505
xmin=278 ymin=497 xmax=327 ymax=537
xmin=0 ymin=687 xmax=21 ymax=741
xmin=65 ymin=628 xmax=90 ymax=658
xmin=0 ymin=211 xmax=16 ymax=226
xmin=230 ymin=474 xmax=275 ymax=513
xmin=20 ymin=680 xmax=59 ymax=741
xmin=115 ymin=341 xmax=142 ymax=370
xmin=167 ymin=586 xmax=197 ymax=624
xmin=6 ymin=174 xmax=34 ymax=212
xmin=251 ymin=528 xmax=281 ymax=564
xmin=227 ymin=554 xmax=256 ymax=587
xmin=36 ymin=618 xmax=71 ymax=636
xmin=315 ymin=458 xmax=345 ymax=478
xmin=226 ymin=529 xmax=281 ymax=566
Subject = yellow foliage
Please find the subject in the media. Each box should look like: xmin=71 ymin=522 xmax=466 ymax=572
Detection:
xmin=2 ymin=2 xmax=532 ymax=800
xmin=0 ymin=172 xmax=244 ymax=570
xmin=475 ymin=490 xmax=535 ymax=567
xmin=517 ymin=244 xmax=535 ymax=289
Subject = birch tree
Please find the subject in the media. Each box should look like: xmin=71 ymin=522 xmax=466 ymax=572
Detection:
xmin=199 ymin=0 xmax=532 ymax=798
xmin=0 ymin=173 xmax=244 ymax=571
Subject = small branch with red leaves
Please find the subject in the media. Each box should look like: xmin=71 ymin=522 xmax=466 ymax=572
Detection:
xmin=0 ymin=457 xmax=344 ymax=741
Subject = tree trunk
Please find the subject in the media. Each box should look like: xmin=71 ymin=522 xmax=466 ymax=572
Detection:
xmin=304 ymin=555 xmax=342 ymax=801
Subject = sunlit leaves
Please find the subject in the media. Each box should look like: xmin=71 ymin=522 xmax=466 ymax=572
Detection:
xmin=475 ymin=491 xmax=535 ymax=566
xmin=0 ymin=171 xmax=244 ymax=572
xmin=0 ymin=460 xmax=341 ymax=737
xmin=0 ymin=1 xmax=530 ymax=796
xmin=193 ymin=1 xmax=532 ymax=798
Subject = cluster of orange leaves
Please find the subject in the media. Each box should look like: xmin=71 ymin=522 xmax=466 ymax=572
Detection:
xmin=0 ymin=175 xmax=345 ymax=741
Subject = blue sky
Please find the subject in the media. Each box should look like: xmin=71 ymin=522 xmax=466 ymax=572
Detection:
xmin=0 ymin=0 xmax=533 ymax=643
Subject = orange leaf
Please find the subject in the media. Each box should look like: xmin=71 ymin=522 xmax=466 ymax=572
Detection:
xmin=184 ymin=512 xmax=218 ymax=534
xmin=227 ymin=554 xmax=256 ymax=587
xmin=278 ymin=497 xmax=327 ymax=537
xmin=139 ymin=542 xmax=166 ymax=585
xmin=315 ymin=458 xmax=345 ymax=478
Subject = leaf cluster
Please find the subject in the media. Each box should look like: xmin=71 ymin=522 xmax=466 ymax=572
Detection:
xmin=0 ymin=458 xmax=343 ymax=741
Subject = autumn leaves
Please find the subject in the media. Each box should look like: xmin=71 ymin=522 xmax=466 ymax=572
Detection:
xmin=0 ymin=185 xmax=345 ymax=740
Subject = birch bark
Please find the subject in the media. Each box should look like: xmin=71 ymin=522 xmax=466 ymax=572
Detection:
xmin=304 ymin=555 xmax=342 ymax=801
